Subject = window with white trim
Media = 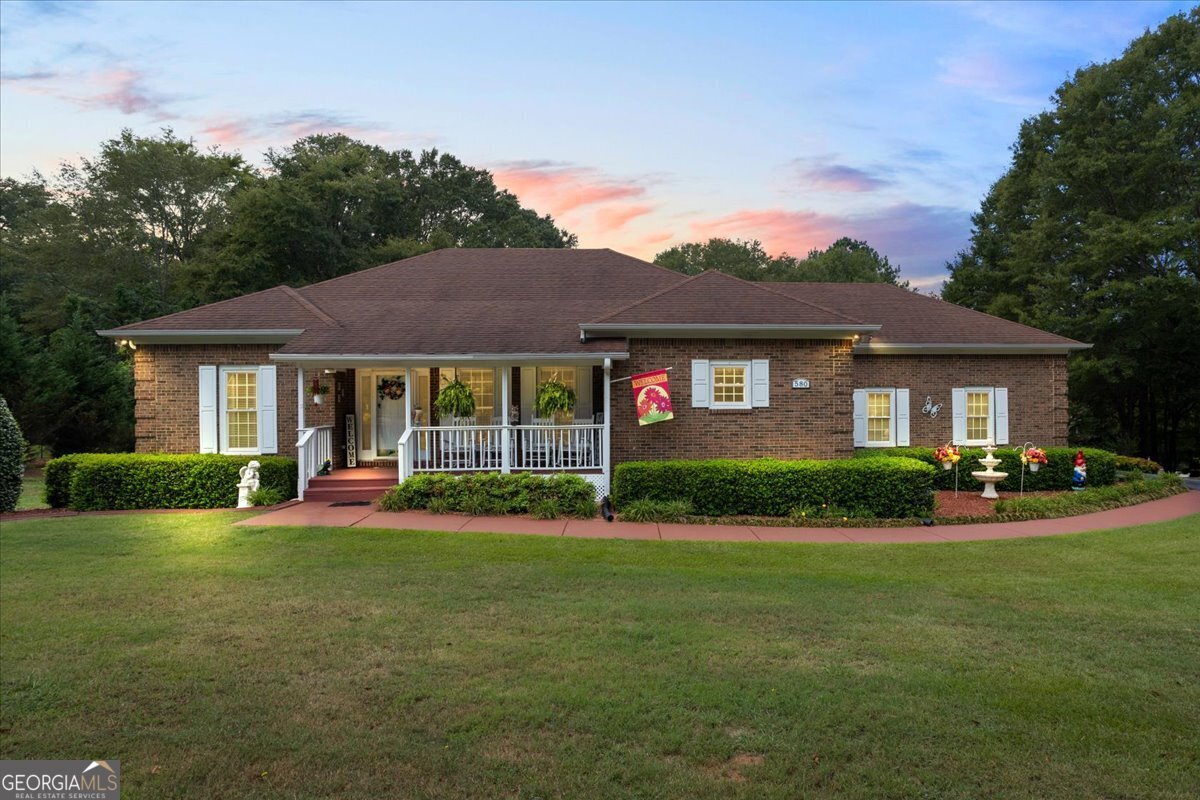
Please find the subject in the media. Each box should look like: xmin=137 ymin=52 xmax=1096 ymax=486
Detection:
xmin=866 ymin=390 xmax=894 ymax=446
xmin=710 ymin=361 xmax=750 ymax=408
xmin=440 ymin=368 xmax=497 ymax=423
xmin=965 ymin=388 xmax=993 ymax=445
xmin=222 ymin=368 xmax=259 ymax=453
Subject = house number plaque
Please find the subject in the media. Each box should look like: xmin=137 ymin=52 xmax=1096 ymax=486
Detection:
xmin=791 ymin=379 xmax=811 ymax=389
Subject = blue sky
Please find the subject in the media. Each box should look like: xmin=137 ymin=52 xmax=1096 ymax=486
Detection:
xmin=0 ymin=0 xmax=1190 ymax=289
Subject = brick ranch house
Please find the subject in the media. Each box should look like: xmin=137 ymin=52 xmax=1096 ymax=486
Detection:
xmin=100 ymin=248 xmax=1088 ymax=500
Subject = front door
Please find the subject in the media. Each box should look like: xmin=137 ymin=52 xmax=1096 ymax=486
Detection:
xmin=357 ymin=370 xmax=428 ymax=461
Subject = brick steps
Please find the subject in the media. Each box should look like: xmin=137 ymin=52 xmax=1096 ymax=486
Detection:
xmin=304 ymin=470 xmax=396 ymax=503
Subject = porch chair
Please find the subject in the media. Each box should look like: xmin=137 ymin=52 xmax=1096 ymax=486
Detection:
xmin=439 ymin=415 xmax=477 ymax=469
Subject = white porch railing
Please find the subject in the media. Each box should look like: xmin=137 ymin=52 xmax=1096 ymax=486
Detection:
xmin=398 ymin=423 xmax=604 ymax=482
xmin=296 ymin=425 xmax=333 ymax=500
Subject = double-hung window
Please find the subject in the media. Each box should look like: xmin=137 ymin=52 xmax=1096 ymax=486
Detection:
xmin=691 ymin=359 xmax=769 ymax=409
xmin=710 ymin=361 xmax=751 ymax=409
xmin=200 ymin=365 xmax=276 ymax=455
xmin=853 ymin=387 xmax=909 ymax=448
xmin=866 ymin=390 xmax=894 ymax=447
xmin=952 ymin=386 xmax=1008 ymax=445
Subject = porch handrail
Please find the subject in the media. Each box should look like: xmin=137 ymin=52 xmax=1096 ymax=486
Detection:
xmin=296 ymin=425 xmax=333 ymax=500
xmin=397 ymin=426 xmax=415 ymax=484
xmin=398 ymin=422 xmax=603 ymax=477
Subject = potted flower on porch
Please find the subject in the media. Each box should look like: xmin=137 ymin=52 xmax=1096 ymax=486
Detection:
xmin=435 ymin=378 xmax=476 ymax=422
xmin=535 ymin=376 xmax=577 ymax=424
xmin=306 ymin=379 xmax=331 ymax=405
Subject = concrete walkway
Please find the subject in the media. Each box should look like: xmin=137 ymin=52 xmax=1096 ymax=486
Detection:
xmin=235 ymin=490 xmax=1200 ymax=543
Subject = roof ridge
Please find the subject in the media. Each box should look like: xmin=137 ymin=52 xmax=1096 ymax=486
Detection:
xmin=587 ymin=271 xmax=702 ymax=323
xmin=280 ymin=286 xmax=338 ymax=327
xmin=726 ymin=272 xmax=865 ymax=324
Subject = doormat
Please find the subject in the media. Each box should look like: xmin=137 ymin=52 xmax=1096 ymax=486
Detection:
xmin=329 ymin=501 xmax=373 ymax=507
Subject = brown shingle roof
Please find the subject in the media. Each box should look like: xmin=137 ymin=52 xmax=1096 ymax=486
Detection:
xmin=587 ymin=270 xmax=865 ymax=327
xmin=109 ymin=285 xmax=334 ymax=331
xmin=764 ymin=282 xmax=1085 ymax=347
xmin=105 ymin=249 xmax=1085 ymax=353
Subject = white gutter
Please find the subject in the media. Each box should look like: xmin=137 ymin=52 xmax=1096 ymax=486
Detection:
xmin=269 ymin=352 xmax=630 ymax=366
xmin=580 ymin=323 xmax=879 ymax=339
xmin=854 ymin=342 xmax=1092 ymax=355
xmin=97 ymin=329 xmax=304 ymax=344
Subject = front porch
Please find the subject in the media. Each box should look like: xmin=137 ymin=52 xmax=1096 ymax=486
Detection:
xmin=289 ymin=360 xmax=613 ymax=501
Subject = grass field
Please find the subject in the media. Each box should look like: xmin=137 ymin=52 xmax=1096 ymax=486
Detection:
xmin=15 ymin=474 xmax=46 ymax=510
xmin=2 ymin=511 xmax=1198 ymax=798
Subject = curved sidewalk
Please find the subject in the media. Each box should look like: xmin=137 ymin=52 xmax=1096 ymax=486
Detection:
xmin=237 ymin=490 xmax=1200 ymax=543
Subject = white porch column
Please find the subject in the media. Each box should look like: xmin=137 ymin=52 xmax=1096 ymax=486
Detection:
xmin=296 ymin=366 xmax=306 ymax=431
xmin=500 ymin=366 xmax=511 ymax=473
xmin=602 ymin=358 xmax=612 ymax=497
xmin=402 ymin=367 xmax=413 ymax=478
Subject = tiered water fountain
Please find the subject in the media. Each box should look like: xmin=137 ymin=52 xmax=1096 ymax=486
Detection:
xmin=971 ymin=441 xmax=1008 ymax=500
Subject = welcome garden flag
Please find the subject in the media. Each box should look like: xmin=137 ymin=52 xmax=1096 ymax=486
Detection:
xmin=632 ymin=369 xmax=674 ymax=426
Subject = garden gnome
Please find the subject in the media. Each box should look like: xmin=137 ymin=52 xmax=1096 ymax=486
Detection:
xmin=237 ymin=460 xmax=261 ymax=508
xmin=1071 ymin=450 xmax=1087 ymax=491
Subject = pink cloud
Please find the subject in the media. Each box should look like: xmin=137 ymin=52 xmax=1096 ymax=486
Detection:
xmin=491 ymin=161 xmax=646 ymax=217
xmin=594 ymin=203 xmax=654 ymax=233
xmin=795 ymin=162 xmax=890 ymax=192
xmin=690 ymin=202 xmax=971 ymax=282
xmin=2 ymin=66 xmax=176 ymax=120
xmin=641 ymin=231 xmax=674 ymax=245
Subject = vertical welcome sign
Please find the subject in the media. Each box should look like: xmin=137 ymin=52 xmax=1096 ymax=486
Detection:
xmin=632 ymin=369 xmax=674 ymax=426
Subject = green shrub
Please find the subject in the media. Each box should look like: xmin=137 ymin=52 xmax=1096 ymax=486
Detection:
xmin=1114 ymin=455 xmax=1163 ymax=474
xmin=619 ymin=499 xmax=694 ymax=523
xmin=994 ymin=473 xmax=1185 ymax=518
xmin=247 ymin=487 xmax=284 ymax=507
xmin=378 ymin=472 xmax=595 ymax=519
xmin=855 ymin=446 xmax=1117 ymax=491
xmin=43 ymin=453 xmax=297 ymax=510
xmin=0 ymin=395 xmax=25 ymax=513
xmin=612 ymin=457 xmax=935 ymax=519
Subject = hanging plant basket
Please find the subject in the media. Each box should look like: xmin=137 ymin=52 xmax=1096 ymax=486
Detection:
xmin=534 ymin=378 xmax=577 ymax=422
xmin=435 ymin=378 xmax=476 ymax=420
xmin=306 ymin=380 xmax=331 ymax=405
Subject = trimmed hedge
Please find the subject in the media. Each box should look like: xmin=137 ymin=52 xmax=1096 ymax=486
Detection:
xmin=0 ymin=395 xmax=24 ymax=513
xmin=44 ymin=453 xmax=297 ymax=511
xmin=994 ymin=473 xmax=1185 ymax=518
xmin=612 ymin=457 xmax=935 ymax=519
xmin=854 ymin=446 xmax=1117 ymax=491
xmin=1114 ymin=455 xmax=1163 ymax=474
xmin=379 ymin=472 xmax=596 ymax=519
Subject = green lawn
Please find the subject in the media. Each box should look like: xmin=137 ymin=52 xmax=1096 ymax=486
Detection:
xmin=2 ymin=513 xmax=1198 ymax=799
xmin=15 ymin=473 xmax=46 ymax=510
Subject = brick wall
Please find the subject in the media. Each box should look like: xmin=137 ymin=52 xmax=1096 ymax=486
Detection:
xmin=611 ymin=338 xmax=856 ymax=463
xmin=852 ymin=354 xmax=1069 ymax=446
xmin=133 ymin=344 xmax=312 ymax=459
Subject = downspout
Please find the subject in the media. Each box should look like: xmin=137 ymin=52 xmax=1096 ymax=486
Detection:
xmin=296 ymin=365 xmax=306 ymax=500
xmin=602 ymin=357 xmax=612 ymax=500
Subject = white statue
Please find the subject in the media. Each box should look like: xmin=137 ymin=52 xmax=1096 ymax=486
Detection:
xmin=237 ymin=460 xmax=261 ymax=508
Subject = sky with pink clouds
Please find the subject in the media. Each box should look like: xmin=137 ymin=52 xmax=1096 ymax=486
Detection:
xmin=0 ymin=0 xmax=1191 ymax=290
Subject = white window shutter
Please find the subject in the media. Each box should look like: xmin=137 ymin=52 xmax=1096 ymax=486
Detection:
xmin=198 ymin=365 xmax=217 ymax=453
xmin=750 ymin=359 xmax=769 ymax=407
xmin=852 ymin=389 xmax=867 ymax=447
xmin=691 ymin=359 xmax=710 ymax=408
xmin=896 ymin=388 xmax=910 ymax=446
xmin=258 ymin=365 xmax=278 ymax=454
xmin=951 ymin=388 xmax=967 ymax=445
xmin=994 ymin=387 xmax=1009 ymax=445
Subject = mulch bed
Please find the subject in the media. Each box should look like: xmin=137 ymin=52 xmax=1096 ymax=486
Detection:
xmin=934 ymin=489 xmax=1062 ymax=518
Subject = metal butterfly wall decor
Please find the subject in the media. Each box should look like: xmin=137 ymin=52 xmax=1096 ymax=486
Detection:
xmin=921 ymin=395 xmax=943 ymax=418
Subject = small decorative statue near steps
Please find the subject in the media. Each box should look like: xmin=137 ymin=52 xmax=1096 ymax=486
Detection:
xmin=1072 ymin=450 xmax=1087 ymax=491
xmin=237 ymin=460 xmax=261 ymax=508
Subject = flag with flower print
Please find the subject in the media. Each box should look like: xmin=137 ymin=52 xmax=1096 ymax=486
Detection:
xmin=632 ymin=369 xmax=674 ymax=426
